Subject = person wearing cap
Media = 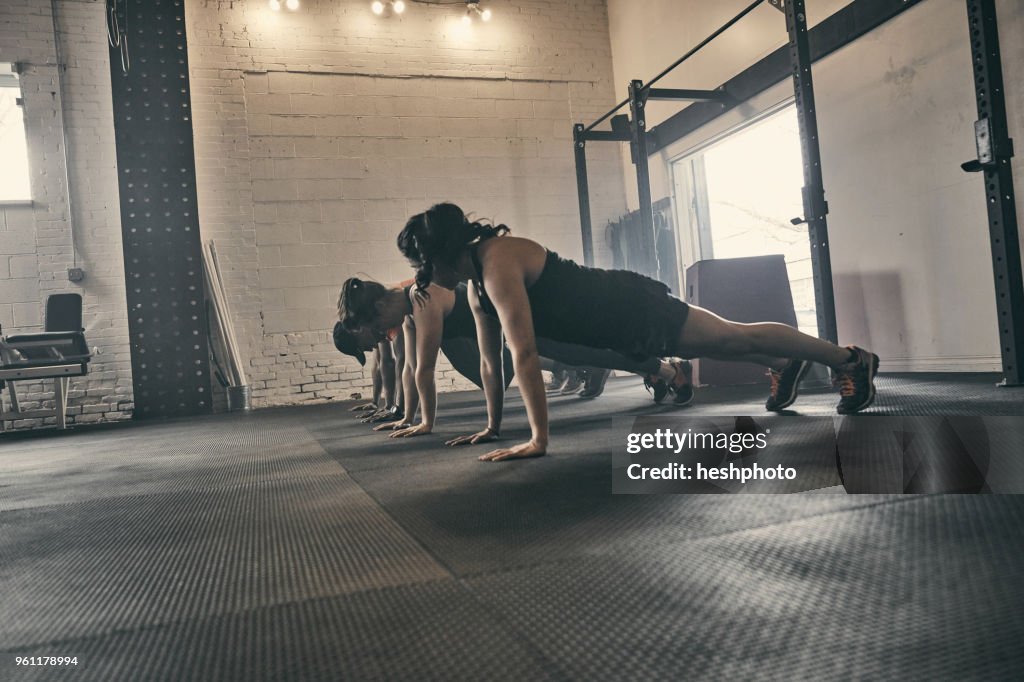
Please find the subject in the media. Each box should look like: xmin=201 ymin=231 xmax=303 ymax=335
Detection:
xmin=332 ymin=321 xmax=404 ymax=423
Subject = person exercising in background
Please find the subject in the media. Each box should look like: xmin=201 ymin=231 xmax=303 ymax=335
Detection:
xmin=337 ymin=328 xmax=405 ymax=423
xmin=396 ymin=203 xmax=880 ymax=461
xmin=335 ymin=277 xmax=693 ymax=443
xmin=341 ymin=276 xmax=419 ymax=423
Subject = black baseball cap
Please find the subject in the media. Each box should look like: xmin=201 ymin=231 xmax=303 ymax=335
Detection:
xmin=333 ymin=321 xmax=367 ymax=366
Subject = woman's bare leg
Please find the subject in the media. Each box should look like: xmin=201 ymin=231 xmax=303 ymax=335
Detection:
xmin=678 ymin=306 xmax=851 ymax=368
xmin=728 ymin=354 xmax=790 ymax=372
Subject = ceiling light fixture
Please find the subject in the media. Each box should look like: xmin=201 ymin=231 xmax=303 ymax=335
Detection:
xmin=269 ymin=0 xmax=281 ymax=10
xmin=463 ymin=1 xmax=492 ymax=23
xmin=285 ymin=0 xmax=299 ymax=10
xmin=372 ymin=1 xmax=407 ymax=16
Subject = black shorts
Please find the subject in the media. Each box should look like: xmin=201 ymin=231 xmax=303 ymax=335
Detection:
xmin=526 ymin=251 xmax=689 ymax=361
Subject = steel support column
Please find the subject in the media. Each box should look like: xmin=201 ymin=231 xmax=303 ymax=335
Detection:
xmin=573 ymin=124 xmax=595 ymax=267
xmin=628 ymin=80 xmax=658 ymax=279
xmin=785 ymin=0 xmax=838 ymax=344
xmin=963 ymin=0 xmax=1024 ymax=386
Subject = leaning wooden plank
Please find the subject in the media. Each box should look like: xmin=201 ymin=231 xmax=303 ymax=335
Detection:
xmin=202 ymin=242 xmax=242 ymax=386
xmin=208 ymin=241 xmax=248 ymax=386
xmin=206 ymin=243 xmax=243 ymax=387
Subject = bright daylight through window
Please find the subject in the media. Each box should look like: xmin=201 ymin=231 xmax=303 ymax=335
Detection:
xmin=0 ymin=64 xmax=32 ymax=203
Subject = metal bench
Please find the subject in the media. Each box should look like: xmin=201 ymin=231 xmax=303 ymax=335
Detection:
xmin=1 ymin=294 xmax=92 ymax=430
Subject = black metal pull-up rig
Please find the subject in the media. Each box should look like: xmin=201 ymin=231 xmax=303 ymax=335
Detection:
xmin=572 ymin=0 xmax=1023 ymax=387
xmin=573 ymin=0 xmax=837 ymax=343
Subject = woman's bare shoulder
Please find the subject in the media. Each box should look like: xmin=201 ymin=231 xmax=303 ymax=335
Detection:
xmin=413 ymin=283 xmax=453 ymax=317
xmin=426 ymin=282 xmax=454 ymax=299
xmin=479 ymin=235 xmax=545 ymax=265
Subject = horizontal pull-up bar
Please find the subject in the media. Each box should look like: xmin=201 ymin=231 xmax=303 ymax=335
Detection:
xmin=645 ymin=0 xmax=766 ymax=89
xmin=576 ymin=129 xmax=632 ymax=143
xmin=583 ymin=0 xmax=766 ymax=133
xmin=646 ymin=88 xmax=728 ymax=102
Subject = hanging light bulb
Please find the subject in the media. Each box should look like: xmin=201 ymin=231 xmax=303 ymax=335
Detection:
xmin=393 ymin=0 xmax=406 ymax=14
xmin=371 ymin=1 xmax=384 ymax=15
xmin=286 ymin=0 xmax=299 ymax=10
xmin=269 ymin=0 xmax=281 ymax=11
xmin=462 ymin=2 xmax=491 ymax=23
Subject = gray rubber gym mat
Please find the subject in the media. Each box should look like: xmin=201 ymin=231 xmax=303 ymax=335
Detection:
xmin=347 ymin=451 xmax=893 ymax=576
xmin=2 ymin=581 xmax=557 ymax=682
xmin=304 ymin=374 xmax=1024 ymax=478
xmin=464 ymin=494 xmax=1024 ymax=680
xmin=0 ymin=420 xmax=339 ymax=511
xmin=0 ymin=473 xmax=448 ymax=648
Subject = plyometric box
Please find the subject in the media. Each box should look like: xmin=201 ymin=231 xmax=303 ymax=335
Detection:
xmin=685 ymin=255 xmax=797 ymax=386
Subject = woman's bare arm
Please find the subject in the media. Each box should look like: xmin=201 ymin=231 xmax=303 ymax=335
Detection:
xmin=390 ymin=288 xmax=447 ymax=439
xmin=374 ymin=318 xmax=416 ymax=432
xmin=476 ymin=245 xmax=548 ymax=461
xmin=446 ymin=284 xmax=504 ymax=447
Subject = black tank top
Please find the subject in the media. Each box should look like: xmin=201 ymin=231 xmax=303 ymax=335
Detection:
xmin=443 ymin=284 xmax=476 ymax=339
xmin=469 ymin=241 xmax=687 ymax=359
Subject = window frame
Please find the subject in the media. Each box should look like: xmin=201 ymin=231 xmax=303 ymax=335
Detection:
xmin=0 ymin=63 xmax=34 ymax=205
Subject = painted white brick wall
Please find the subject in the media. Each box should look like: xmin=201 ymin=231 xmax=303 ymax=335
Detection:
xmin=1 ymin=0 xmax=627 ymax=423
xmin=185 ymin=0 xmax=627 ymax=407
xmin=0 ymin=0 xmax=132 ymax=429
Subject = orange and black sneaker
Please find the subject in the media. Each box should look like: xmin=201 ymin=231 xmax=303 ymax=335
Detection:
xmin=669 ymin=359 xmax=694 ymax=406
xmin=765 ymin=359 xmax=812 ymax=412
xmin=835 ymin=346 xmax=880 ymax=414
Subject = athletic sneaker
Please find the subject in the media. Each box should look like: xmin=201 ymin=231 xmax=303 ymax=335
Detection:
xmin=644 ymin=374 xmax=670 ymax=403
xmin=834 ymin=346 xmax=880 ymax=414
xmin=546 ymin=369 xmax=568 ymax=393
xmin=579 ymin=368 xmax=611 ymax=399
xmin=670 ymin=359 xmax=694 ymax=406
xmin=559 ymin=372 xmax=585 ymax=395
xmin=765 ymin=359 xmax=812 ymax=412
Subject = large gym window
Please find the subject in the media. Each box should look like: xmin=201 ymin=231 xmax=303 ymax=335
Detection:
xmin=672 ymin=104 xmax=816 ymax=335
xmin=0 ymin=64 xmax=32 ymax=203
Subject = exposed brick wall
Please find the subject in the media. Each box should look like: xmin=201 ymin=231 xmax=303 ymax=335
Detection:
xmin=1 ymin=0 xmax=627 ymax=424
xmin=185 ymin=0 xmax=627 ymax=407
xmin=0 ymin=0 xmax=132 ymax=429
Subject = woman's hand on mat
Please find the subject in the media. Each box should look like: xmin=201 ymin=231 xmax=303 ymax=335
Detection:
xmin=478 ymin=440 xmax=547 ymax=462
xmin=374 ymin=420 xmax=410 ymax=432
xmin=445 ymin=427 xmax=499 ymax=447
xmin=350 ymin=402 xmax=377 ymax=412
xmin=389 ymin=423 xmax=432 ymax=439
xmin=361 ymin=409 xmax=393 ymax=424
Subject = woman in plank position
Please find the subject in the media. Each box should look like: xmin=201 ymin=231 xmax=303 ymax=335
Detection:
xmin=396 ymin=202 xmax=880 ymax=461
xmin=335 ymin=277 xmax=693 ymax=444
